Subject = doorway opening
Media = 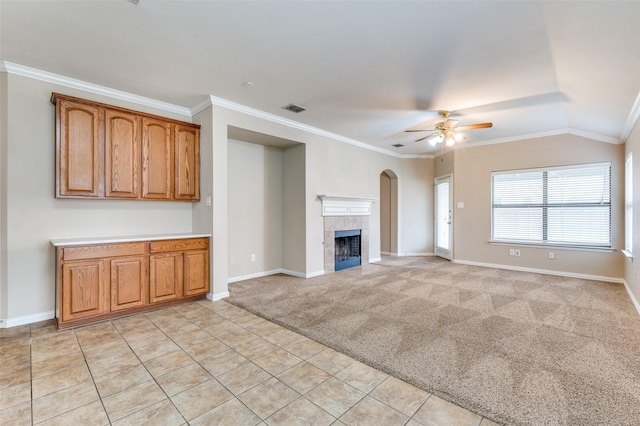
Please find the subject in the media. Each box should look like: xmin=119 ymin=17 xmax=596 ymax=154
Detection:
xmin=435 ymin=175 xmax=453 ymax=260
xmin=380 ymin=170 xmax=398 ymax=256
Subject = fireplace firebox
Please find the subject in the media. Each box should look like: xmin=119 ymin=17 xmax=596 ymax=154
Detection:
xmin=335 ymin=229 xmax=361 ymax=271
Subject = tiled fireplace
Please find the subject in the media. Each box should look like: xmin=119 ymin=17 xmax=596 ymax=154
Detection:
xmin=320 ymin=195 xmax=374 ymax=273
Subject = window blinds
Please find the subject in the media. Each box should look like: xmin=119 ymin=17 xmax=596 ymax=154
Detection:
xmin=492 ymin=162 xmax=611 ymax=248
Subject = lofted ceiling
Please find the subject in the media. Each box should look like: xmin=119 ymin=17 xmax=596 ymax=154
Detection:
xmin=2 ymin=1 xmax=640 ymax=156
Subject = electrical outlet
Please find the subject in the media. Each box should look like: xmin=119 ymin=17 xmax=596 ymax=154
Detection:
xmin=509 ymin=249 xmax=515 ymax=256
xmin=205 ymin=196 xmax=212 ymax=206
xmin=549 ymin=252 xmax=555 ymax=260
xmin=251 ymin=254 xmax=256 ymax=262
xmin=514 ymin=249 xmax=521 ymax=257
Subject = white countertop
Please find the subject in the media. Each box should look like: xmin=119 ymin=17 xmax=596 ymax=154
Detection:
xmin=51 ymin=233 xmax=211 ymax=247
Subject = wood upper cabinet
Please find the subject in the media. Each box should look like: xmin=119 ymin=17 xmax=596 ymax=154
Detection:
xmin=52 ymin=93 xmax=200 ymax=201
xmin=105 ymin=109 xmax=140 ymax=198
xmin=142 ymin=118 xmax=173 ymax=200
xmin=56 ymin=98 xmax=103 ymax=197
xmin=175 ymin=124 xmax=200 ymax=200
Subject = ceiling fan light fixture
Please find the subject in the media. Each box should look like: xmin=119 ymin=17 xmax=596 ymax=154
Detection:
xmin=445 ymin=137 xmax=455 ymax=147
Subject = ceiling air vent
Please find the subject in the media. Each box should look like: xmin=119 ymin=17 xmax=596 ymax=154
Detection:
xmin=392 ymin=143 xmax=404 ymax=148
xmin=282 ymin=103 xmax=306 ymax=113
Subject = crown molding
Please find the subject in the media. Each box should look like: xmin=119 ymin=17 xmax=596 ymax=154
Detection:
xmin=455 ymin=128 xmax=620 ymax=151
xmin=621 ymin=89 xmax=640 ymax=143
xmin=1 ymin=61 xmax=192 ymax=117
xmin=208 ymin=95 xmax=405 ymax=158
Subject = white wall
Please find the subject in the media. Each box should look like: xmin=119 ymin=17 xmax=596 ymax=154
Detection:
xmin=1 ymin=74 xmax=195 ymax=325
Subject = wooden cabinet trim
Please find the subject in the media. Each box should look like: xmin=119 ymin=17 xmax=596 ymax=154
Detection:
xmin=150 ymin=237 xmax=209 ymax=253
xmin=63 ymin=242 xmax=147 ymax=262
xmin=51 ymin=93 xmax=201 ymax=129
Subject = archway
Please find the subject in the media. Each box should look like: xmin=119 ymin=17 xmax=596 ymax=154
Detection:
xmin=380 ymin=170 xmax=398 ymax=255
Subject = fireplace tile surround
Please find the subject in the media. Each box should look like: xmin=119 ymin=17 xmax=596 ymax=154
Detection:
xmin=319 ymin=195 xmax=375 ymax=273
xmin=324 ymin=215 xmax=369 ymax=273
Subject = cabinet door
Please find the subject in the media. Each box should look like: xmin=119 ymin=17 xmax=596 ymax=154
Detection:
xmin=57 ymin=99 xmax=103 ymax=197
xmin=61 ymin=259 xmax=108 ymax=321
xmin=174 ymin=124 xmax=200 ymax=200
xmin=183 ymin=249 xmax=209 ymax=296
xmin=142 ymin=118 xmax=173 ymax=199
xmin=149 ymin=253 xmax=182 ymax=303
xmin=110 ymin=256 xmax=148 ymax=311
xmin=105 ymin=109 xmax=140 ymax=198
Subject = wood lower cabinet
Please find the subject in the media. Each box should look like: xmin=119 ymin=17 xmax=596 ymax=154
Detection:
xmin=110 ymin=256 xmax=147 ymax=311
xmin=149 ymin=238 xmax=209 ymax=303
xmin=149 ymin=253 xmax=182 ymax=303
xmin=184 ymin=250 xmax=209 ymax=296
xmin=61 ymin=259 xmax=108 ymax=321
xmin=55 ymin=236 xmax=210 ymax=329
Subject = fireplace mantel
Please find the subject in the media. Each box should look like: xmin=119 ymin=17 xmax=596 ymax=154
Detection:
xmin=319 ymin=195 xmax=376 ymax=217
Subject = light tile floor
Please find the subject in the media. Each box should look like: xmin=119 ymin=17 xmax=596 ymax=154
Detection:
xmin=0 ymin=300 xmax=501 ymax=425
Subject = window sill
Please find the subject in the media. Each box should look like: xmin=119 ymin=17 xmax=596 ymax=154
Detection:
xmin=489 ymin=240 xmax=615 ymax=253
xmin=622 ymin=250 xmax=634 ymax=262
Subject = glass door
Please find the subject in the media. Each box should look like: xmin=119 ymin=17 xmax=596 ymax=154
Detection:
xmin=435 ymin=176 xmax=453 ymax=260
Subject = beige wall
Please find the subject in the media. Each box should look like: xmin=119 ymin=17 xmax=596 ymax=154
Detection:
xmin=1 ymin=74 xmax=195 ymax=324
xmin=227 ymin=139 xmax=283 ymax=279
xmin=201 ymin=104 xmax=433 ymax=297
xmin=624 ymin=121 xmax=640 ymax=309
xmin=282 ymin=144 xmax=306 ymax=273
xmin=1 ymin=72 xmax=7 ymax=322
xmin=452 ymin=134 xmax=625 ymax=280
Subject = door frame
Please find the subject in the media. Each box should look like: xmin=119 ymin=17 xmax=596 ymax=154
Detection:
xmin=434 ymin=174 xmax=453 ymax=260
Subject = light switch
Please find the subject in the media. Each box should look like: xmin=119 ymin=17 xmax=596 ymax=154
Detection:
xmin=205 ymin=196 xmax=212 ymax=206
xmin=457 ymin=202 xmax=464 ymax=208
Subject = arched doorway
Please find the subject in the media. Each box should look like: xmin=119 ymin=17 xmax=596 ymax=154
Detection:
xmin=380 ymin=170 xmax=398 ymax=255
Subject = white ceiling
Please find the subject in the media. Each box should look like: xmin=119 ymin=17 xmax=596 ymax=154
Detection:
xmin=2 ymin=1 xmax=640 ymax=156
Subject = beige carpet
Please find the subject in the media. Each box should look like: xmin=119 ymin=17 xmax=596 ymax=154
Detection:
xmin=227 ymin=257 xmax=640 ymax=425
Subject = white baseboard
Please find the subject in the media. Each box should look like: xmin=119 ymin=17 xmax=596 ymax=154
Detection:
xmin=400 ymin=252 xmax=434 ymax=257
xmin=227 ymin=268 xmax=323 ymax=283
xmin=207 ymin=291 xmax=230 ymax=301
xmin=380 ymin=251 xmax=391 ymax=256
xmin=369 ymin=257 xmax=382 ymax=263
xmin=1 ymin=311 xmax=55 ymax=328
xmin=453 ymin=259 xmax=625 ymax=284
xmin=227 ymin=269 xmax=284 ymax=284
xmin=622 ymin=280 xmax=640 ymax=316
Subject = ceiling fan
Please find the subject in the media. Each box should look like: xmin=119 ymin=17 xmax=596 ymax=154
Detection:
xmin=405 ymin=111 xmax=492 ymax=146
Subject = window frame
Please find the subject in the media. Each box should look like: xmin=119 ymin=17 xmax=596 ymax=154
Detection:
xmin=491 ymin=162 xmax=612 ymax=250
xmin=624 ymin=152 xmax=633 ymax=258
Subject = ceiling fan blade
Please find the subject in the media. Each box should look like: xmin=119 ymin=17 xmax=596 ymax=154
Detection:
xmin=404 ymin=129 xmax=435 ymax=133
xmin=414 ymin=135 xmax=432 ymax=142
xmin=456 ymin=122 xmax=493 ymax=131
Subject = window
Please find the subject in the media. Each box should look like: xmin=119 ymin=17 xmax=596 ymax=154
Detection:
xmin=492 ymin=162 xmax=611 ymax=248
xmin=625 ymin=152 xmax=633 ymax=255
